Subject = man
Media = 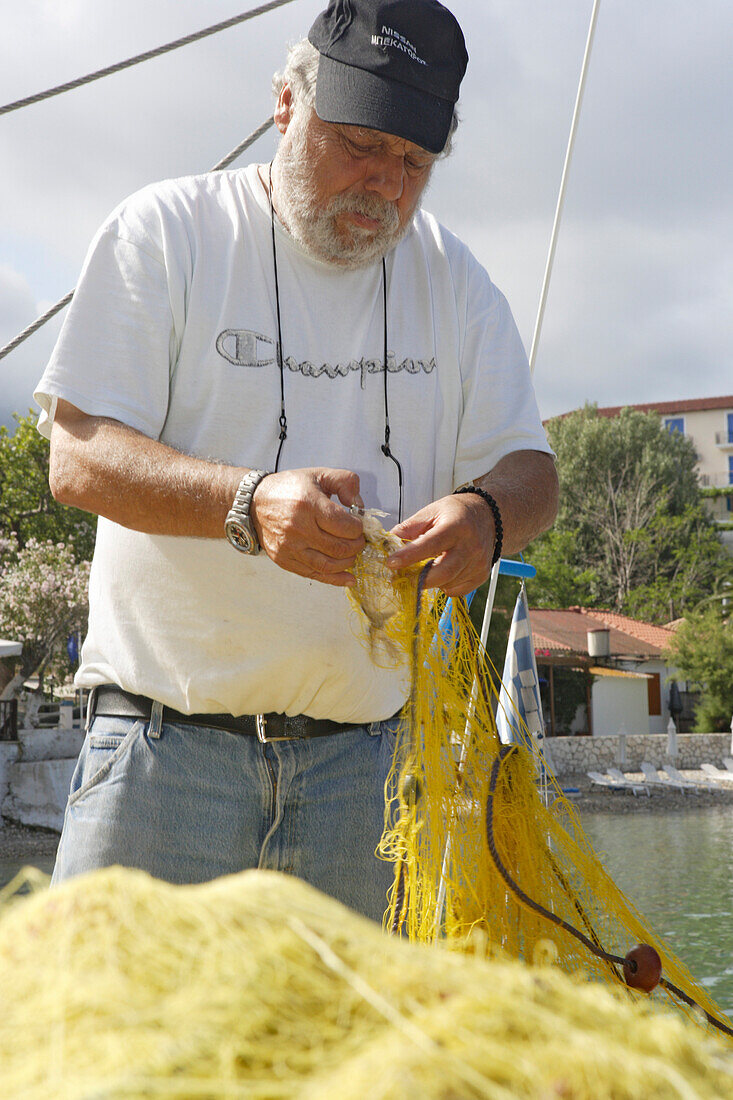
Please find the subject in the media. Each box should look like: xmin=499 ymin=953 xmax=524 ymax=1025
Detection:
xmin=36 ymin=0 xmax=558 ymax=920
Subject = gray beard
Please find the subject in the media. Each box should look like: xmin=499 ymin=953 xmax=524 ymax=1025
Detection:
xmin=273 ymin=116 xmax=414 ymax=269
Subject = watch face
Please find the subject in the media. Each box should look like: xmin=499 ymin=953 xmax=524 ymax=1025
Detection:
xmin=225 ymin=519 xmax=256 ymax=554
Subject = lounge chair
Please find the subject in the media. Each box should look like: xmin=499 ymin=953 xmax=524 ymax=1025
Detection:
xmin=701 ymin=763 xmax=733 ymax=785
xmin=606 ymin=767 xmax=652 ymax=796
xmin=640 ymin=761 xmax=690 ymax=793
xmin=658 ymin=765 xmax=699 ymax=793
xmin=665 ymin=764 xmax=721 ymax=793
xmin=588 ymin=770 xmax=649 ymax=797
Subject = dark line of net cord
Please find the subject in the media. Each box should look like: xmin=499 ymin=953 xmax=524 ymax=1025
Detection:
xmin=0 ymin=0 xmax=296 ymax=118
xmin=485 ymin=747 xmax=733 ymax=1039
xmin=0 ymin=117 xmax=274 ymax=364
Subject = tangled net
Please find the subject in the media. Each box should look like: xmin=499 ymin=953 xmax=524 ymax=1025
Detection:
xmin=348 ymin=516 xmax=733 ymax=1038
xmin=1 ymin=866 xmax=732 ymax=1098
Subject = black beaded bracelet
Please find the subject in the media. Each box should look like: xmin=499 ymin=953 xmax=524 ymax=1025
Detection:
xmin=453 ymin=486 xmax=504 ymax=567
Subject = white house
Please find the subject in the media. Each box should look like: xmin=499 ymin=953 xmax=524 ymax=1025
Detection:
xmin=529 ymin=607 xmax=681 ymax=737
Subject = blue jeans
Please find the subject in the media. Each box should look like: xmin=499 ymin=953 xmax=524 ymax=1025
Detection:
xmin=52 ymin=713 xmax=400 ymax=922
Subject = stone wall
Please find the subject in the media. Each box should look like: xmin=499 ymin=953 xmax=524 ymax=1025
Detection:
xmin=1 ymin=726 xmax=83 ymax=831
xmin=0 ymin=742 xmax=19 ymax=814
xmin=544 ymin=732 xmax=732 ymax=777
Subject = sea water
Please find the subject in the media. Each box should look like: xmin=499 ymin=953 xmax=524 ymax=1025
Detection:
xmin=582 ymin=806 xmax=733 ymax=1015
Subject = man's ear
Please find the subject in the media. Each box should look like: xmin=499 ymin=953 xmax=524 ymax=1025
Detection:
xmin=274 ymin=84 xmax=295 ymax=134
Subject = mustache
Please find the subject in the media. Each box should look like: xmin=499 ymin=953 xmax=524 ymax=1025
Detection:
xmin=327 ymin=192 xmax=400 ymax=230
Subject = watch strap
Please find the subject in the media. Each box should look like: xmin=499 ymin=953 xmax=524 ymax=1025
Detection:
xmin=225 ymin=469 xmax=271 ymax=554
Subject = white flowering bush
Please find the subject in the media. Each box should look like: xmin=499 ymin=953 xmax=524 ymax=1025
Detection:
xmin=0 ymin=537 xmax=90 ymax=699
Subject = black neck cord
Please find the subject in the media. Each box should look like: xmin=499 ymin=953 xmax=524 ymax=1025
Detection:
xmin=268 ymin=163 xmax=288 ymax=473
xmin=380 ymin=255 xmax=404 ymax=523
xmin=267 ymin=164 xmax=403 ymax=521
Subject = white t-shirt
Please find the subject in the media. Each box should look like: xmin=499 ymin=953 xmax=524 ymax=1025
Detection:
xmin=36 ymin=164 xmax=551 ymax=722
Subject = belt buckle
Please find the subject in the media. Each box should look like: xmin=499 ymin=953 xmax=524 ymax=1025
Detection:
xmin=256 ymin=713 xmax=291 ymax=743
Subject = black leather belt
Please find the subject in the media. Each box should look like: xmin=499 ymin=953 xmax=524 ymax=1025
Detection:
xmin=89 ymin=685 xmax=370 ymax=743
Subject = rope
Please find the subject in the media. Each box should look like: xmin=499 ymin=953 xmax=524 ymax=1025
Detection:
xmin=0 ymin=116 xmax=274 ymax=364
xmin=528 ymin=0 xmax=601 ymax=375
xmin=485 ymin=745 xmax=733 ymax=1039
xmin=0 ymin=0 xmax=296 ymax=118
xmin=0 ymin=293 xmax=75 ymax=363
xmin=210 ymin=117 xmax=274 ymax=172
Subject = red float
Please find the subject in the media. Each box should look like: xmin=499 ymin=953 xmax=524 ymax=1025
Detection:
xmin=623 ymin=944 xmax=662 ymax=992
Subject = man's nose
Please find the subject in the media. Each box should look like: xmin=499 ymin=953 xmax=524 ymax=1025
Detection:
xmin=363 ymin=153 xmax=405 ymax=201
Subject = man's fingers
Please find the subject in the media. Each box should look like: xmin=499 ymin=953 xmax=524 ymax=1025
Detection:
xmin=386 ymin=526 xmax=444 ymax=569
xmin=309 ymin=519 xmax=365 ymax=559
xmin=302 ymin=547 xmax=361 ymax=575
xmin=282 ymin=549 xmax=358 ymax=588
xmin=315 ymin=469 xmax=364 ymax=537
xmin=316 ymin=504 xmax=365 ymax=543
xmin=424 ymin=555 xmax=488 ymax=596
xmin=390 ymin=510 xmax=433 ymax=543
xmin=388 ymin=494 xmax=494 ymax=577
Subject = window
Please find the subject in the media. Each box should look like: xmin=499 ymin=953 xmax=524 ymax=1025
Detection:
xmin=664 ymin=417 xmax=684 ymax=435
xmin=728 ymin=455 xmax=733 ymax=513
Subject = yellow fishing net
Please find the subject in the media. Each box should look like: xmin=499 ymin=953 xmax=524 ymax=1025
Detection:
xmin=1 ymin=866 xmax=732 ymax=1098
xmin=348 ymin=515 xmax=733 ymax=1039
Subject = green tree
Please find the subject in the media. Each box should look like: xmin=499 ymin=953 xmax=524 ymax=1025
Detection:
xmin=529 ymin=405 xmax=732 ymax=621
xmin=526 ymin=529 xmax=597 ymax=610
xmin=0 ymin=411 xmax=96 ymax=560
xmin=623 ymin=504 xmax=731 ymax=623
xmin=665 ymin=609 xmax=733 ymax=732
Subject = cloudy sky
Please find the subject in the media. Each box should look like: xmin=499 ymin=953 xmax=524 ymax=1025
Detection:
xmin=0 ymin=0 xmax=730 ymax=429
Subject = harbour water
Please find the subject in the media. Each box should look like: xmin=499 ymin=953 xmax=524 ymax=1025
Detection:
xmin=582 ymin=806 xmax=733 ymax=1016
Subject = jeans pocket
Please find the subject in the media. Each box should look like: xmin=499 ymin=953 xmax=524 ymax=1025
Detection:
xmin=68 ymin=718 xmax=143 ymax=807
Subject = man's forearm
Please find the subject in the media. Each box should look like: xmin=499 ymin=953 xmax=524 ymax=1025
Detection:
xmin=49 ymin=400 xmax=244 ymax=537
xmin=48 ymin=399 xmax=366 ymax=586
xmin=474 ymin=449 xmax=558 ymax=557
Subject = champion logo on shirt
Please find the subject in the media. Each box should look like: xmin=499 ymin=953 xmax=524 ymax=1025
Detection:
xmin=216 ymin=329 xmax=276 ymax=367
xmin=216 ymin=328 xmax=435 ymax=389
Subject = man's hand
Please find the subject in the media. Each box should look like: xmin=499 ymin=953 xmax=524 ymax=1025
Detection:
xmin=251 ymin=468 xmax=365 ymax=587
xmin=386 ymin=493 xmax=494 ymax=597
xmin=385 ymin=450 xmax=559 ymax=598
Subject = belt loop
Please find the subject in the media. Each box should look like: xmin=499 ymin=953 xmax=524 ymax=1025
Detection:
xmin=85 ymin=687 xmax=97 ymax=733
xmin=148 ymin=699 xmax=163 ymax=740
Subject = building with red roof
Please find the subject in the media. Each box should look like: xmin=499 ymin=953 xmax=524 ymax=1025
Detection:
xmin=527 ymin=606 xmax=687 ymax=738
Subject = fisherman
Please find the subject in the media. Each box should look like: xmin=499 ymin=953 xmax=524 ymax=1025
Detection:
xmin=36 ymin=0 xmax=558 ymax=920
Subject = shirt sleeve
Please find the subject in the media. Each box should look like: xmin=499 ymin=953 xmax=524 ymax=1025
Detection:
xmin=35 ymin=210 xmax=181 ymax=441
xmin=452 ymin=255 xmax=553 ymax=488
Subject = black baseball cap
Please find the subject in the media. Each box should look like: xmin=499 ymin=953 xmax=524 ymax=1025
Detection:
xmin=308 ymin=0 xmax=468 ymax=154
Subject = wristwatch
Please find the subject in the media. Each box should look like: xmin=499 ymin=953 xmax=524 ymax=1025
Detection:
xmin=224 ymin=469 xmax=271 ymax=554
